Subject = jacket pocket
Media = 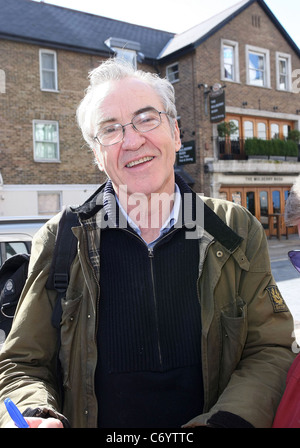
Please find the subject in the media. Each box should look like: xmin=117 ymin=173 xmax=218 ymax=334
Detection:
xmin=59 ymin=294 xmax=83 ymax=389
xmin=219 ymin=298 xmax=248 ymax=393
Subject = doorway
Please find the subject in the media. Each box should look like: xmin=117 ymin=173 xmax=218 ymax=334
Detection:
xmin=219 ymin=185 xmax=295 ymax=237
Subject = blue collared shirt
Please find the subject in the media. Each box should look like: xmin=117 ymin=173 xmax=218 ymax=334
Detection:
xmin=116 ymin=184 xmax=181 ymax=248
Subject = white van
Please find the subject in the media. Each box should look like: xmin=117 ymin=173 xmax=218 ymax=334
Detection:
xmin=0 ymin=216 xmax=50 ymax=266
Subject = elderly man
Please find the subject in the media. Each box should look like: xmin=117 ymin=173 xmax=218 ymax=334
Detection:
xmin=0 ymin=59 xmax=295 ymax=428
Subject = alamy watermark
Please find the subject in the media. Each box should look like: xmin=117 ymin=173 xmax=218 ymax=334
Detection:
xmin=94 ymin=187 xmax=205 ymax=240
xmin=0 ymin=69 xmax=5 ymax=94
xmin=292 ymin=69 xmax=300 ymax=93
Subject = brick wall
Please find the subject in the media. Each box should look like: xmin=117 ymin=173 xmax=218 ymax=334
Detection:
xmin=159 ymin=1 xmax=300 ymax=193
xmin=0 ymin=41 xmax=103 ymax=184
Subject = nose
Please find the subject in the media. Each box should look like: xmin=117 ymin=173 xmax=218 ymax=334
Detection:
xmin=121 ymin=124 xmax=145 ymax=150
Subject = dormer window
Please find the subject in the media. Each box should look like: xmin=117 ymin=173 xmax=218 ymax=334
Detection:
xmin=105 ymin=38 xmax=141 ymax=69
xmin=114 ymin=48 xmax=137 ymax=69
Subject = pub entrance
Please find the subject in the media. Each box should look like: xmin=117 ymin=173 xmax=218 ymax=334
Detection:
xmin=219 ymin=185 xmax=296 ymax=237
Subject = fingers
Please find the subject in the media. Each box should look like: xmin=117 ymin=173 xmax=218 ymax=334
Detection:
xmin=5 ymin=417 xmax=63 ymax=428
xmin=27 ymin=417 xmax=63 ymax=428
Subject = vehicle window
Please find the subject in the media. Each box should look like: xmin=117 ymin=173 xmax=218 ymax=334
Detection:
xmin=5 ymin=242 xmax=30 ymax=259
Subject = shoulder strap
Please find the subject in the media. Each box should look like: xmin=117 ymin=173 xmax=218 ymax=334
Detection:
xmin=46 ymin=206 xmax=79 ymax=329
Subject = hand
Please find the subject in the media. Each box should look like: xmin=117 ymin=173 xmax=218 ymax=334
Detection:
xmin=5 ymin=417 xmax=63 ymax=428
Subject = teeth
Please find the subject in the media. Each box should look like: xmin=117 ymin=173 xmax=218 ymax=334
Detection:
xmin=126 ymin=156 xmax=154 ymax=168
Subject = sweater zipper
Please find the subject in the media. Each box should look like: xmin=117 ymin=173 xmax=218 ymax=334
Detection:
xmin=148 ymin=246 xmax=162 ymax=366
xmin=121 ymin=228 xmax=177 ymax=368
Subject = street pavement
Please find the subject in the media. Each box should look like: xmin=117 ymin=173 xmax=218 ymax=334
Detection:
xmin=268 ymin=233 xmax=300 ymax=344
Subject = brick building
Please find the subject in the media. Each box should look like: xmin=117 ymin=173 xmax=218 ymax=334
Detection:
xmin=0 ymin=0 xmax=299 ymax=236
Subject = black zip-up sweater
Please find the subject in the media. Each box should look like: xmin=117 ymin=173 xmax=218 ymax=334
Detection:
xmin=95 ymin=178 xmax=203 ymax=428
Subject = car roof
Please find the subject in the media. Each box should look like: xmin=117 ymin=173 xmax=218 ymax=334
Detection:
xmin=0 ymin=216 xmax=51 ymax=241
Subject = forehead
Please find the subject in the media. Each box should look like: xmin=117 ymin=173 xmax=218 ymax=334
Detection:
xmin=98 ymin=77 xmax=164 ymax=119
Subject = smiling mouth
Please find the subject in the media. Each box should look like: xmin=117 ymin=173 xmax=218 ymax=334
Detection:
xmin=126 ymin=156 xmax=154 ymax=168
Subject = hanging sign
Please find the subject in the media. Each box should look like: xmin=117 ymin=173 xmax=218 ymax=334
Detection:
xmin=209 ymin=84 xmax=226 ymax=123
xmin=177 ymin=140 xmax=196 ymax=165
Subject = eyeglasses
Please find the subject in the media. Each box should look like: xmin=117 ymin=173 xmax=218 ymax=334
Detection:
xmin=94 ymin=108 xmax=169 ymax=147
xmin=288 ymin=250 xmax=300 ymax=273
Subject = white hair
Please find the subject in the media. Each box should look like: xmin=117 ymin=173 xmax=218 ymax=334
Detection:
xmin=76 ymin=58 xmax=178 ymax=150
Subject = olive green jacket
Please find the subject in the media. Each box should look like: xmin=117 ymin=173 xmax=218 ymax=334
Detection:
xmin=0 ymin=181 xmax=295 ymax=428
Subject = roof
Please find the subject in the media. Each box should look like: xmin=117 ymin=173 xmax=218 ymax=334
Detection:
xmin=159 ymin=0 xmax=300 ymax=59
xmin=159 ymin=0 xmax=251 ymax=58
xmin=0 ymin=0 xmax=174 ymax=60
xmin=0 ymin=0 xmax=298 ymax=62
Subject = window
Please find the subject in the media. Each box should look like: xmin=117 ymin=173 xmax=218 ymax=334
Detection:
xmin=166 ymin=63 xmax=179 ymax=83
xmin=221 ymin=40 xmax=239 ymax=83
xmin=276 ymin=52 xmax=292 ymax=91
xmin=38 ymin=192 xmax=61 ymax=215
xmin=230 ymin=119 xmax=240 ymax=140
xmin=39 ymin=49 xmax=58 ymax=91
xmin=272 ymin=190 xmax=281 ymax=214
xmin=257 ymin=122 xmax=267 ymax=140
xmin=33 ymin=120 xmax=59 ymax=162
xmin=244 ymin=120 xmax=254 ymax=138
xmin=246 ymin=45 xmax=270 ymax=88
xmin=246 ymin=191 xmax=255 ymax=216
xmin=271 ymin=123 xmax=279 ymax=139
xmin=231 ymin=191 xmax=242 ymax=205
xmin=114 ymin=48 xmax=137 ymax=69
xmin=283 ymin=124 xmax=289 ymax=140
xmin=259 ymin=191 xmax=268 ymax=229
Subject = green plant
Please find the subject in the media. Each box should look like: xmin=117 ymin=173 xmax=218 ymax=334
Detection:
xmin=244 ymin=138 xmax=298 ymax=157
xmin=217 ymin=121 xmax=238 ymax=138
xmin=288 ymin=129 xmax=300 ymax=143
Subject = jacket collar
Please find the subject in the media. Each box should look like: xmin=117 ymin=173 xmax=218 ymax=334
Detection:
xmin=73 ymin=173 xmax=243 ymax=253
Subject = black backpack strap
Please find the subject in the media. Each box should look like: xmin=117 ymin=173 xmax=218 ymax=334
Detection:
xmin=46 ymin=206 xmax=79 ymax=329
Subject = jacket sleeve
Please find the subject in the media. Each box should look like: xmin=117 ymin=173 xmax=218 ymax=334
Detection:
xmin=185 ymin=202 xmax=296 ymax=428
xmin=0 ymin=217 xmax=66 ymax=427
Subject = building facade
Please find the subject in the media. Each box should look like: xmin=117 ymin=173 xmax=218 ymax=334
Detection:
xmin=0 ymin=0 xmax=299 ymax=236
xmin=158 ymin=0 xmax=300 ymax=236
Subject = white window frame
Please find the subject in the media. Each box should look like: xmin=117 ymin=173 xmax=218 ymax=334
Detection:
xmin=246 ymin=45 xmax=270 ymax=88
xmin=166 ymin=62 xmax=179 ymax=84
xmin=221 ymin=39 xmax=240 ymax=83
xmin=276 ymin=52 xmax=292 ymax=91
xmin=33 ymin=120 xmax=60 ymax=162
xmin=39 ymin=49 xmax=58 ymax=92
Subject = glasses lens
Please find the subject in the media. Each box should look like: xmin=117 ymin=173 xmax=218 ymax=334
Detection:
xmin=288 ymin=250 xmax=300 ymax=273
xmin=98 ymin=124 xmax=123 ymax=146
xmin=133 ymin=109 xmax=161 ymax=133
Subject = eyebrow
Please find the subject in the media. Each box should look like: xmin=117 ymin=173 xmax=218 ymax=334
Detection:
xmin=96 ymin=106 xmax=156 ymax=128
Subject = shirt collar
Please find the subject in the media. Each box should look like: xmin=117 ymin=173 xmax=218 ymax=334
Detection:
xmin=115 ymin=184 xmax=181 ymax=246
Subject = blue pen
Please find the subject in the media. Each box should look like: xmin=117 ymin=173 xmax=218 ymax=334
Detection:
xmin=4 ymin=398 xmax=29 ymax=428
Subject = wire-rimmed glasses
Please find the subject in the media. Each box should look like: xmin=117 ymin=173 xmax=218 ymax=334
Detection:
xmin=94 ymin=107 xmax=169 ymax=147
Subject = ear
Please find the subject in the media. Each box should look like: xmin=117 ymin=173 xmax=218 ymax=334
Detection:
xmin=92 ymin=147 xmax=104 ymax=171
xmin=174 ymin=120 xmax=182 ymax=153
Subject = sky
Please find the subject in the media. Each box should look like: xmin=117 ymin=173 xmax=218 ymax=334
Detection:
xmin=32 ymin=0 xmax=300 ymax=48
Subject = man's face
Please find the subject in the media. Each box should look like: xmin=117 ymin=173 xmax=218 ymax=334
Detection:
xmin=93 ymin=77 xmax=181 ymax=199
